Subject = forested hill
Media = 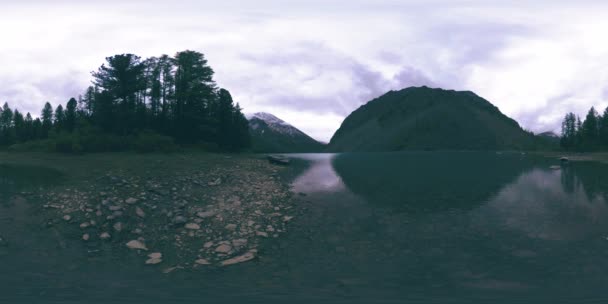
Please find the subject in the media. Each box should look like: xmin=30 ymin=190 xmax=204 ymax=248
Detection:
xmin=328 ymin=86 xmax=541 ymax=152
xmin=0 ymin=51 xmax=250 ymax=153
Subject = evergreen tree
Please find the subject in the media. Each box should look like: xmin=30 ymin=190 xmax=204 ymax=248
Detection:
xmin=581 ymin=107 xmax=599 ymax=149
xmin=55 ymin=104 xmax=65 ymax=131
xmin=599 ymin=106 xmax=608 ymax=147
xmin=13 ymin=110 xmax=25 ymax=142
xmin=92 ymin=54 xmax=146 ymax=134
xmin=0 ymin=103 xmax=14 ymax=145
xmin=32 ymin=118 xmax=43 ymax=139
xmin=65 ymin=98 xmax=78 ymax=132
xmin=24 ymin=113 xmax=34 ymax=141
xmin=41 ymin=102 xmax=54 ymax=138
xmin=560 ymin=112 xmax=577 ymax=150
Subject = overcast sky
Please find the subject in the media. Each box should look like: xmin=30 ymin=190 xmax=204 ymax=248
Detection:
xmin=2 ymin=0 xmax=608 ymax=142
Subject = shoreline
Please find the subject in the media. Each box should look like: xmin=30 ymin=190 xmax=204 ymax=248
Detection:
xmin=1 ymin=152 xmax=302 ymax=271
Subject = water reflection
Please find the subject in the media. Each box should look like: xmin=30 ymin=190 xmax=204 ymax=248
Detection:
xmin=478 ymin=167 xmax=608 ymax=241
xmin=290 ymin=154 xmax=346 ymax=193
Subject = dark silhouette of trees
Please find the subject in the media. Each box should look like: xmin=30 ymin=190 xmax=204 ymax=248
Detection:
xmin=0 ymin=50 xmax=251 ymax=153
xmin=561 ymin=105 xmax=608 ymax=151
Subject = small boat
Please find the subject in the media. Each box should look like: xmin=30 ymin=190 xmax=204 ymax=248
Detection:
xmin=560 ymin=157 xmax=569 ymax=163
xmin=267 ymin=155 xmax=290 ymax=166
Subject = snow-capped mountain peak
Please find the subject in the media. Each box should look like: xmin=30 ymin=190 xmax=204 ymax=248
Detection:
xmin=249 ymin=112 xmax=288 ymax=126
xmin=247 ymin=112 xmax=303 ymax=137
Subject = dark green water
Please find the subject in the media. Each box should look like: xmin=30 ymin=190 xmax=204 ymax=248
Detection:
xmin=2 ymin=152 xmax=608 ymax=303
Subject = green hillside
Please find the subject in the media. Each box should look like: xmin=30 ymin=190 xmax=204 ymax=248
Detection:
xmin=328 ymin=86 xmax=543 ymax=151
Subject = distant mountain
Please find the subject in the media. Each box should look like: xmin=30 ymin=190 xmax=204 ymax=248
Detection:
xmin=247 ymin=112 xmax=324 ymax=153
xmin=536 ymin=131 xmax=561 ymax=147
xmin=328 ymin=86 xmax=542 ymax=151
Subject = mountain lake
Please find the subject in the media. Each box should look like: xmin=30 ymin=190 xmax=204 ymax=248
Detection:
xmin=1 ymin=152 xmax=607 ymax=303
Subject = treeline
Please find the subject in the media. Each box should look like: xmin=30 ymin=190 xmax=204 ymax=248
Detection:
xmin=0 ymin=50 xmax=250 ymax=153
xmin=560 ymin=106 xmax=608 ymax=151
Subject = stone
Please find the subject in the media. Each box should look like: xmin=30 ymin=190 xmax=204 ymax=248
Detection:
xmin=225 ymin=224 xmax=237 ymax=231
xmin=247 ymin=220 xmax=255 ymax=227
xmin=113 ymin=222 xmax=123 ymax=232
xmin=256 ymin=231 xmax=268 ymax=238
xmin=203 ymin=241 xmax=214 ymax=248
xmin=145 ymin=258 xmax=162 ymax=265
xmin=125 ymin=197 xmax=138 ymax=204
xmin=173 ymin=215 xmax=187 ymax=225
xmin=63 ymin=215 xmax=72 ymax=221
xmin=100 ymin=232 xmax=111 ymax=240
xmin=80 ymin=222 xmax=90 ymax=229
xmin=185 ymin=223 xmax=200 ymax=230
xmin=195 ymin=258 xmax=211 ymax=265
xmin=232 ymin=239 xmax=248 ymax=248
xmin=215 ymin=244 xmax=232 ymax=253
xmin=126 ymin=240 xmax=148 ymax=250
xmin=283 ymin=216 xmax=294 ymax=222
xmin=109 ymin=205 xmax=122 ymax=211
xmin=196 ymin=211 xmax=216 ymax=218
xmin=82 ymin=234 xmax=90 ymax=241
xmin=148 ymin=252 xmax=162 ymax=259
xmin=135 ymin=207 xmax=145 ymax=218
xmin=266 ymin=225 xmax=275 ymax=232
xmin=220 ymin=250 xmax=256 ymax=266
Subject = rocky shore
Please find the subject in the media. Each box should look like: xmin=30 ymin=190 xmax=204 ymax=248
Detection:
xmin=38 ymin=155 xmax=297 ymax=272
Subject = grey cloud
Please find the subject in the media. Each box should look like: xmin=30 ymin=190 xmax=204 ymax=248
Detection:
xmin=237 ymin=42 xmax=437 ymax=116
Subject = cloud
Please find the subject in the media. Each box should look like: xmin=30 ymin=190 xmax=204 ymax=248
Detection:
xmin=2 ymin=1 xmax=608 ymax=140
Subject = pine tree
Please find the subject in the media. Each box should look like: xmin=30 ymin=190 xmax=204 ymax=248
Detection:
xmin=0 ymin=103 xmax=14 ymax=145
xmin=41 ymin=102 xmax=54 ymax=138
xmin=24 ymin=113 xmax=34 ymax=141
xmin=92 ymin=54 xmax=146 ymax=134
xmin=13 ymin=110 xmax=25 ymax=142
xmin=65 ymin=98 xmax=78 ymax=132
xmin=560 ymin=112 xmax=577 ymax=150
xmin=173 ymin=50 xmax=216 ymax=142
xmin=55 ymin=104 xmax=65 ymax=131
xmin=581 ymin=107 xmax=599 ymax=150
xmin=599 ymin=106 xmax=608 ymax=147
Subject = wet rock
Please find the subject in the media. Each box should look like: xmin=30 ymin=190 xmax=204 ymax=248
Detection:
xmin=196 ymin=211 xmax=216 ymax=218
xmin=63 ymin=215 xmax=72 ymax=221
xmin=220 ymin=250 xmax=256 ymax=266
xmin=125 ymin=197 xmax=138 ymax=204
xmin=283 ymin=216 xmax=294 ymax=222
xmin=195 ymin=258 xmax=211 ymax=265
xmin=146 ymin=258 xmax=162 ymax=265
xmin=100 ymin=232 xmax=111 ymax=240
xmin=80 ymin=222 xmax=90 ymax=229
xmin=232 ymin=239 xmax=248 ymax=248
xmin=113 ymin=222 xmax=124 ymax=232
xmin=82 ymin=234 xmax=90 ymax=241
xmin=256 ymin=231 xmax=268 ymax=238
xmin=126 ymin=240 xmax=148 ymax=250
xmin=185 ymin=223 xmax=200 ymax=230
xmin=225 ymin=224 xmax=237 ymax=231
xmin=203 ymin=241 xmax=214 ymax=248
xmin=135 ymin=207 xmax=145 ymax=218
xmin=148 ymin=252 xmax=162 ymax=259
xmin=173 ymin=216 xmax=187 ymax=225
xmin=108 ymin=205 xmax=122 ymax=211
xmin=215 ymin=244 xmax=232 ymax=253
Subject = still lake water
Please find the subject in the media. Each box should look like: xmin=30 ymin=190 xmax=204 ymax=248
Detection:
xmin=2 ymin=152 xmax=608 ymax=303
